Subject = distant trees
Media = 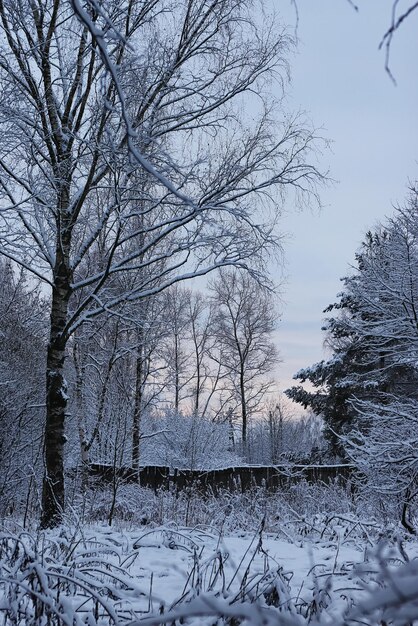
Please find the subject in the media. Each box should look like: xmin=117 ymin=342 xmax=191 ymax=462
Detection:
xmin=0 ymin=261 xmax=46 ymax=517
xmin=143 ymin=409 xmax=240 ymax=471
xmin=0 ymin=0 xmax=325 ymax=526
xmin=160 ymin=287 xmax=195 ymax=415
xmin=247 ymin=401 xmax=324 ymax=465
xmin=209 ymin=270 xmax=279 ymax=447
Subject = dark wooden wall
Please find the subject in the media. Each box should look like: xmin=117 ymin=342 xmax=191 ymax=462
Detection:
xmin=88 ymin=463 xmax=353 ymax=493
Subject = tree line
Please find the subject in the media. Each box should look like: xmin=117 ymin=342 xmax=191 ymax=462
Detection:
xmin=0 ymin=259 xmax=323 ymax=521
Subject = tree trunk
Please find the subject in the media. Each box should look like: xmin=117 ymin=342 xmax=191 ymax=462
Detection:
xmin=174 ymin=332 xmax=180 ymax=413
xmin=73 ymin=342 xmax=90 ymax=490
xmin=132 ymin=330 xmax=144 ymax=471
xmin=40 ymin=172 xmax=72 ymax=528
xmin=240 ymin=366 xmax=247 ymax=445
xmin=268 ymin=410 xmax=277 ymax=464
xmin=191 ymin=314 xmax=202 ymax=415
xmin=40 ymin=260 xmax=71 ymax=528
xmin=228 ymin=408 xmax=235 ymax=451
xmin=401 ymin=488 xmax=416 ymax=535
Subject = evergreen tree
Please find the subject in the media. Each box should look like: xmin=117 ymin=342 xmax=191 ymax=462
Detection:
xmin=286 ymin=192 xmax=418 ymax=458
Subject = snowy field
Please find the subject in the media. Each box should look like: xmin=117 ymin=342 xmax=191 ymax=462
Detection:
xmin=1 ymin=515 xmax=418 ymax=625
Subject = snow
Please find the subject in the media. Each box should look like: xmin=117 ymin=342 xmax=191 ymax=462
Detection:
xmin=1 ymin=520 xmax=418 ymax=624
xmin=122 ymin=529 xmax=363 ymax=617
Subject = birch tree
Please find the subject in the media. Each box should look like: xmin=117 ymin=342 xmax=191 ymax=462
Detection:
xmin=0 ymin=0 xmax=324 ymax=526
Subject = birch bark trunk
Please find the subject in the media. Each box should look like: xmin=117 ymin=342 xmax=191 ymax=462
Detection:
xmin=41 ymin=228 xmax=72 ymax=527
xmin=40 ymin=157 xmax=73 ymax=528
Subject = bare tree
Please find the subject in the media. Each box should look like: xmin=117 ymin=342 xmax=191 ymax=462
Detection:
xmin=209 ymin=269 xmax=279 ymax=448
xmin=159 ymin=286 xmax=193 ymax=414
xmin=131 ymin=295 xmax=168 ymax=471
xmin=0 ymin=0 xmax=324 ymax=526
xmin=187 ymin=292 xmax=217 ymax=417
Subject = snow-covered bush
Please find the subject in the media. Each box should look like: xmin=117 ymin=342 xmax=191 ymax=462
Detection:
xmin=72 ymin=479 xmax=363 ymax=537
xmin=140 ymin=410 xmax=242 ymax=470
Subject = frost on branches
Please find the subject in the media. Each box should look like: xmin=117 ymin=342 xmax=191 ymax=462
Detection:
xmin=0 ymin=0 xmax=325 ymax=526
xmin=287 ymin=190 xmax=418 ymax=530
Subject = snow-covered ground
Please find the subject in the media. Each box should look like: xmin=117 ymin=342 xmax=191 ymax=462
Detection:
xmin=125 ymin=525 xmax=363 ymax=610
xmin=1 ymin=519 xmax=417 ymax=624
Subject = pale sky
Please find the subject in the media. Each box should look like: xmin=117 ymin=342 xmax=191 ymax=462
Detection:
xmin=273 ymin=1 xmax=418 ymax=393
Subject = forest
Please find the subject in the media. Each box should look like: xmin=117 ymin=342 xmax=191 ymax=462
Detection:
xmin=0 ymin=0 xmax=418 ymax=624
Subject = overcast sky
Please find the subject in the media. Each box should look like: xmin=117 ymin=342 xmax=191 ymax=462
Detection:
xmin=272 ymin=1 xmax=418 ymax=395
